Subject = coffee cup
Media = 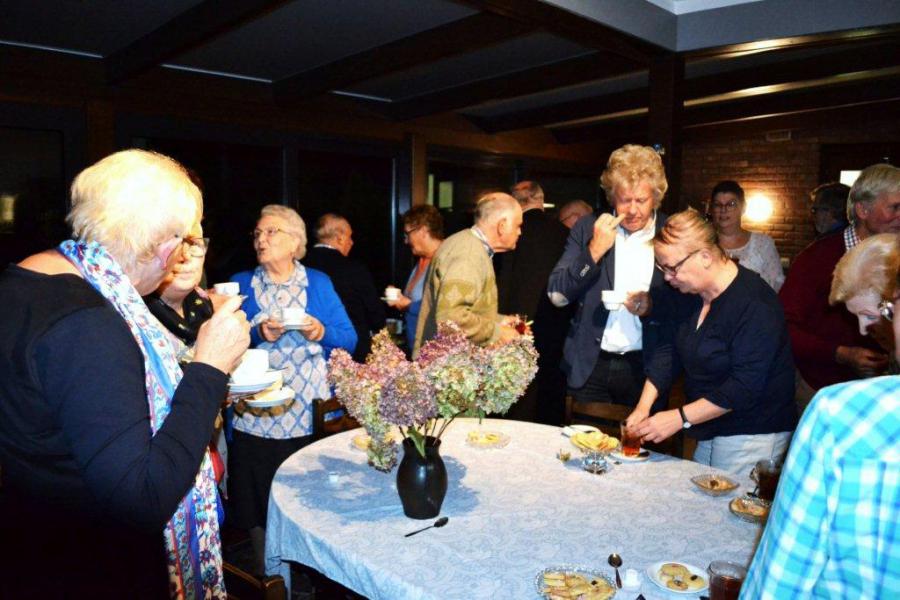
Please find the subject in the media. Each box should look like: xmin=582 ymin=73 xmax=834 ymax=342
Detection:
xmin=601 ymin=290 xmax=627 ymax=311
xmin=281 ymin=307 xmax=308 ymax=327
xmin=384 ymin=286 xmax=401 ymax=301
xmin=213 ymin=282 xmax=240 ymax=296
xmin=231 ymin=349 xmax=269 ymax=383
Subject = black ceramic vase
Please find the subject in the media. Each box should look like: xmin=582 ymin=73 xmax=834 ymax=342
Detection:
xmin=396 ymin=436 xmax=448 ymax=519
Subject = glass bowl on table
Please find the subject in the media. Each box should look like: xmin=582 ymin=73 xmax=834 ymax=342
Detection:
xmin=691 ymin=473 xmax=739 ymax=496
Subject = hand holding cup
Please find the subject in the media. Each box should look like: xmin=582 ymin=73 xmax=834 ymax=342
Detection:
xmin=193 ymin=294 xmax=251 ymax=374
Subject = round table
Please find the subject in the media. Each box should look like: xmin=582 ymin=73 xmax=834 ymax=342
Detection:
xmin=266 ymin=418 xmax=761 ymax=599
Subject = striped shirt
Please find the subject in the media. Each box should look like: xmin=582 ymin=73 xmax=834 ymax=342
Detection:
xmin=741 ymin=375 xmax=900 ymax=599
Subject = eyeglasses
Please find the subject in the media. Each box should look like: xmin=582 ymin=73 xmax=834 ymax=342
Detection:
xmin=403 ymin=226 xmax=423 ymax=241
xmin=711 ymin=200 xmax=739 ymax=211
xmin=655 ymin=248 xmax=701 ymax=276
xmin=182 ymin=236 xmax=209 ymax=257
xmin=810 ymin=206 xmax=830 ymax=215
xmin=251 ymin=228 xmax=291 ymax=241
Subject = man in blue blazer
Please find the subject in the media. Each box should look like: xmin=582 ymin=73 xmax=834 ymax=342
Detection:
xmin=547 ymin=145 xmax=672 ymax=410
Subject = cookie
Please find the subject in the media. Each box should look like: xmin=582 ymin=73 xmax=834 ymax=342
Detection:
xmin=667 ymin=578 xmax=689 ymax=591
xmin=686 ymin=574 xmax=706 ymax=590
xmin=660 ymin=563 xmax=690 ymax=578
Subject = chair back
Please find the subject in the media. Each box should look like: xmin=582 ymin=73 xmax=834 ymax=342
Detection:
xmin=312 ymin=397 xmax=359 ymax=440
xmin=223 ymin=561 xmax=286 ymax=600
xmin=564 ymin=396 xmax=631 ymax=438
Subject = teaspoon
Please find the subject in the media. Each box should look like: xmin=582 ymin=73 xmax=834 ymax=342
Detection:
xmin=404 ymin=516 xmax=449 ymax=537
xmin=608 ymin=553 xmax=623 ymax=588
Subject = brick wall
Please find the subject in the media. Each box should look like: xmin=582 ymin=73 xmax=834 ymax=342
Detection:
xmin=681 ymin=118 xmax=900 ymax=263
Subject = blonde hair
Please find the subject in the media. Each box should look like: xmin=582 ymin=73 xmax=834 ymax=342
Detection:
xmin=848 ymin=163 xmax=900 ymax=224
xmin=474 ymin=192 xmax=519 ymax=225
xmin=600 ymin=145 xmax=668 ymax=208
xmin=830 ymin=233 xmax=900 ymax=305
xmin=654 ymin=208 xmax=726 ymax=260
xmin=67 ymin=149 xmax=201 ymax=272
xmin=259 ymin=204 xmax=307 ymax=259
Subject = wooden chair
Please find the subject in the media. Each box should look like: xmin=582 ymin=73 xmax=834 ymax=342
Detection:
xmin=223 ymin=561 xmax=286 ymax=600
xmin=564 ymin=395 xmax=631 ymax=438
xmin=312 ymin=397 xmax=359 ymax=440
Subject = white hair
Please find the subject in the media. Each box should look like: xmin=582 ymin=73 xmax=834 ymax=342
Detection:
xmin=67 ymin=149 xmax=201 ymax=272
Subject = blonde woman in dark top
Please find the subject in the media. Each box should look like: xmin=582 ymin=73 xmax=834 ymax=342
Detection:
xmin=626 ymin=209 xmax=797 ymax=477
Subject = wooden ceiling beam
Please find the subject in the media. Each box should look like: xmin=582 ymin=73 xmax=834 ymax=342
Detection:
xmin=385 ymin=51 xmax=640 ymax=122
xmin=479 ymin=39 xmax=900 ymax=133
xmin=684 ymin=23 xmax=900 ymax=61
xmin=469 ymin=87 xmax=646 ymax=133
xmin=105 ymin=0 xmax=290 ymax=84
xmin=457 ymin=0 xmax=666 ymax=64
xmin=552 ymin=77 xmax=900 ymax=144
xmin=274 ymin=13 xmax=535 ymax=102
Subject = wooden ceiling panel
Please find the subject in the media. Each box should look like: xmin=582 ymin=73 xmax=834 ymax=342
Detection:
xmin=274 ymin=12 xmax=535 ymax=103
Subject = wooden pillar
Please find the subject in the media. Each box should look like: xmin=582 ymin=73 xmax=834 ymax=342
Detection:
xmin=85 ymin=99 xmax=116 ymax=161
xmin=410 ymin=133 xmax=427 ymax=207
xmin=648 ymin=54 xmax=684 ymax=214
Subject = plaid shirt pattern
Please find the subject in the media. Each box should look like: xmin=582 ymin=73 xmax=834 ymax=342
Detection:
xmin=741 ymin=375 xmax=900 ymax=599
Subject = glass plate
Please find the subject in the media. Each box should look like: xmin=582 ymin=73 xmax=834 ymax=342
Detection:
xmin=729 ymin=496 xmax=769 ymax=523
xmin=534 ymin=566 xmax=616 ymax=599
xmin=691 ymin=473 xmax=739 ymax=496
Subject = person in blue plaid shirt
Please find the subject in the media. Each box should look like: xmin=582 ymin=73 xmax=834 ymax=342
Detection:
xmin=742 ymin=299 xmax=900 ymax=598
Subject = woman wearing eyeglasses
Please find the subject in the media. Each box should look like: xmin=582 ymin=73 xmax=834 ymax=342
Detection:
xmin=386 ymin=205 xmax=445 ymax=348
xmin=145 ymin=224 xmax=212 ymax=346
xmin=227 ymin=204 xmax=356 ymax=575
xmin=708 ymin=180 xmax=784 ymax=291
xmin=626 ymin=209 xmax=797 ymax=476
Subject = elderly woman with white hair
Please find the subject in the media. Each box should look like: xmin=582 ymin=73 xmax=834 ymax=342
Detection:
xmin=830 ymin=232 xmax=900 ymax=373
xmin=228 ymin=204 xmax=356 ymax=574
xmin=0 ymin=149 xmax=250 ymax=598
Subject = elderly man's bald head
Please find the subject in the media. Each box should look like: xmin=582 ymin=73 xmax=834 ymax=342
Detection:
xmin=474 ymin=192 xmax=523 ymax=253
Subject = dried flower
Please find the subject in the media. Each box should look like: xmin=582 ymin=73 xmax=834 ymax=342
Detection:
xmin=327 ymin=320 xmax=537 ymax=467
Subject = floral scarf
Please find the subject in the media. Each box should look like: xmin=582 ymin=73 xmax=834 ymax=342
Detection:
xmin=59 ymin=240 xmax=224 ymax=599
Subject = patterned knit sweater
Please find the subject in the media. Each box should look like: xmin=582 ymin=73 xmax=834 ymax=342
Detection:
xmin=413 ymin=229 xmax=501 ymax=355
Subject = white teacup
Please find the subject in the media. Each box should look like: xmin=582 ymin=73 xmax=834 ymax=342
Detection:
xmin=213 ymin=282 xmax=240 ymax=296
xmin=281 ymin=307 xmax=309 ymax=327
xmin=384 ymin=286 xmax=400 ymax=301
xmin=231 ymin=349 xmax=270 ymax=383
xmin=601 ymin=290 xmax=627 ymax=311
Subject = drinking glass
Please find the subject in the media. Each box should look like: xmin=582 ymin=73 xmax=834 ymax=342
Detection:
xmin=708 ymin=561 xmax=746 ymax=600
xmin=751 ymin=459 xmax=782 ymax=502
xmin=619 ymin=421 xmax=641 ymax=457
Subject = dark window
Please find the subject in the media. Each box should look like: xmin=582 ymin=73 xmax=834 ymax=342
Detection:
xmin=0 ymin=127 xmax=69 ymax=265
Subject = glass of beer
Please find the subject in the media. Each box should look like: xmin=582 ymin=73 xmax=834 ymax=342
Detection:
xmin=619 ymin=421 xmax=641 ymax=457
xmin=708 ymin=561 xmax=746 ymax=600
xmin=753 ymin=459 xmax=783 ymax=502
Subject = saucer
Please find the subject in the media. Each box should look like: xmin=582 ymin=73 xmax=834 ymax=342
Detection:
xmin=610 ymin=448 xmax=650 ymax=462
xmin=228 ymin=369 xmax=282 ymax=394
xmin=282 ymin=320 xmax=310 ymax=330
xmin=244 ymin=387 xmax=294 ymax=408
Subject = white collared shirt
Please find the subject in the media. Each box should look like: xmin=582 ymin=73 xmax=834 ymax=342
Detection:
xmin=601 ymin=213 xmax=656 ymax=353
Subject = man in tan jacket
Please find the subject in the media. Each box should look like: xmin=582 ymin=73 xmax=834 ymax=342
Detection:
xmin=413 ymin=192 xmax=523 ymax=356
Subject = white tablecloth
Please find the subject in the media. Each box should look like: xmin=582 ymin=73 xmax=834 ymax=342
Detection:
xmin=266 ymin=418 xmax=762 ymax=599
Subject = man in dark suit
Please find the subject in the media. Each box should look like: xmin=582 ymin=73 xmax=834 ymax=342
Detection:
xmin=303 ymin=214 xmax=385 ymax=362
xmin=496 ymin=181 xmax=571 ymax=424
xmin=548 ymin=145 xmax=672 ymax=412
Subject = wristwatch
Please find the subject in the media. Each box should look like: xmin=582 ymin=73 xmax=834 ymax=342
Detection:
xmin=678 ymin=406 xmax=692 ymax=429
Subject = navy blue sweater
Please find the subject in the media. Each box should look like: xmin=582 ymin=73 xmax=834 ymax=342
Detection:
xmin=0 ymin=264 xmax=227 ymax=597
xmin=646 ymin=267 xmax=798 ymax=440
